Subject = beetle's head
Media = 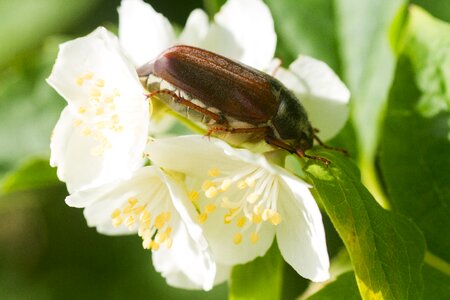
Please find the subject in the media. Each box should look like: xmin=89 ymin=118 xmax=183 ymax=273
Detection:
xmin=272 ymin=86 xmax=314 ymax=152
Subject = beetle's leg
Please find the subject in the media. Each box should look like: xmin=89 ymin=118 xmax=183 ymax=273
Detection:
xmin=312 ymin=130 xmax=348 ymax=156
xmin=207 ymin=126 xmax=269 ymax=135
xmin=265 ymin=134 xmax=330 ymax=166
xmin=147 ymin=89 xmax=225 ymax=123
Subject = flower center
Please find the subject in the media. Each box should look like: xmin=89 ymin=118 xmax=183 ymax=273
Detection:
xmin=190 ymin=166 xmax=282 ymax=246
xmin=73 ymin=71 xmax=124 ymax=156
xmin=111 ymin=190 xmax=173 ymax=251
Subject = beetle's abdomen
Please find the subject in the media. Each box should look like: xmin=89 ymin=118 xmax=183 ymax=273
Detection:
xmin=151 ymin=46 xmax=279 ymax=125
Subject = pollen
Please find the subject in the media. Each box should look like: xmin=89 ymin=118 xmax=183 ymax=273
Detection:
xmin=252 ymin=214 xmax=262 ymax=224
xmin=270 ymin=212 xmax=282 ymax=225
xmin=78 ymin=106 xmax=87 ymax=114
xmin=201 ymin=180 xmax=215 ymax=191
xmin=198 ymin=212 xmax=208 ymax=224
xmin=205 ymin=186 xmax=218 ymax=198
xmin=220 ymin=179 xmax=232 ymax=191
xmin=188 ymin=190 xmax=199 ymax=202
xmin=246 ymin=193 xmax=259 ymax=204
xmin=205 ymin=203 xmax=217 ymax=213
xmin=73 ymin=119 xmax=83 ymax=127
xmin=95 ymin=79 xmax=105 ymax=87
xmin=90 ymin=88 xmax=101 ymax=97
xmin=81 ymin=128 xmax=92 ymax=136
xmin=236 ymin=217 xmax=246 ymax=228
xmin=95 ymin=107 xmax=104 ymax=115
xmin=75 ymin=77 xmax=84 ymax=86
xmin=111 ymin=208 xmax=121 ymax=218
xmin=224 ymin=213 xmax=233 ymax=224
xmin=250 ymin=232 xmax=259 ymax=244
xmin=233 ymin=233 xmax=243 ymax=245
xmin=208 ymin=167 xmax=220 ymax=177
xmin=237 ymin=180 xmax=247 ymax=189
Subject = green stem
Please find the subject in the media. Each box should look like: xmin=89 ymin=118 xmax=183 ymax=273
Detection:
xmin=360 ymin=157 xmax=391 ymax=209
xmin=424 ymin=251 xmax=450 ymax=276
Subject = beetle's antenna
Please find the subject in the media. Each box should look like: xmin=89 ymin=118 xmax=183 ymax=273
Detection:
xmin=313 ymin=131 xmax=349 ymax=156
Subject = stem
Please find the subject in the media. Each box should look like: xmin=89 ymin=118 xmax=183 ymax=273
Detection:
xmin=360 ymin=157 xmax=390 ymax=209
xmin=425 ymin=251 xmax=450 ymax=276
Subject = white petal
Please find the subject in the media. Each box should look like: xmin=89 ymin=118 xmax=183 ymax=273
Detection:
xmin=146 ymin=135 xmax=245 ymax=176
xmin=118 ymin=0 xmax=176 ymax=66
xmin=276 ymin=55 xmax=350 ymax=140
xmin=276 ymin=174 xmax=330 ymax=282
xmin=178 ymin=9 xmax=210 ymax=46
xmin=47 ymin=27 xmax=149 ymax=192
xmin=202 ymin=208 xmax=276 ymax=265
xmin=153 ymin=220 xmax=216 ymax=291
xmin=202 ymin=0 xmax=276 ymax=70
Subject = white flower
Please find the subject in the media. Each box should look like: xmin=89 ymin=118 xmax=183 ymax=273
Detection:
xmin=47 ymin=27 xmax=149 ymax=193
xmin=275 ymin=56 xmax=350 ymax=140
xmin=118 ymin=0 xmax=276 ymax=70
xmin=146 ymin=136 xmax=330 ymax=282
xmin=66 ymin=166 xmax=218 ymax=290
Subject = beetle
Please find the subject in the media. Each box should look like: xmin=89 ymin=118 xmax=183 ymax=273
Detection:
xmin=137 ymin=45 xmax=344 ymax=164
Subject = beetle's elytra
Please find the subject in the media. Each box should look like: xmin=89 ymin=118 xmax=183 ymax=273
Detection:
xmin=138 ymin=45 xmax=340 ymax=164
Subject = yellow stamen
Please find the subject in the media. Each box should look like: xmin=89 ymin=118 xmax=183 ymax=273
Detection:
xmin=95 ymin=107 xmax=104 ymax=115
xmin=246 ymin=193 xmax=259 ymax=204
xmin=75 ymin=77 xmax=84 ymax=86
xmin=233 ymin=232 xmax=243 ymax=245
xmin=237 ymin=180 xmax=247 ymax=189
xmin=188 ymin=190 xmax=199 ymax=202
xmin=154 ymin=213 xmax=166 ymax=229
xmin=208 ymin=167 xmax=220 ymax=177
xmin=140 ymin=210 xmax=151 ymax=222
xmin=111 ymin=208 xmax=121 ymax=218
xmin=112 ymin=216 xmax=123 ymax=227
xmin=250 ymin=232 xmax=259 ymax=244
xmin=236 ymin=217 xmax=246 ymax=228
xmin=95 ymin=79 xmax=105 ymax=87
xmin=78 ymin=106 xmax=86 ymax=114
xmin=205 ymin=203 xmax=217 ymax=213
xmin=125 ymin=215 xmax=135 ymax=228
xmin=83 ymin=72 xmax=94 ymax=80
xmin=164 ymin=238 xmax=173 ymax=249
xmin=201 ymin=180 xmax=215 ymax=191
xmin=73 ymin=119 xmax=83 ymax=127
xmin=220 ymin=179 xmax=232 ymax=191
xmin=150 ymin=241 xmax=160 ymax=251
xmin=128 ymin=198 xmax=138 ymax=206
xmin=270 ymin=212 xmax=282 ymax=225
xmin=224 ymin=213 xmax=232 ymax=224
xmin=252 ymin=214 xmax=262 ymax=224
xmin=81 ymin=128 xmax=92 ymax=136
xmin=205 ymin=186 xmax=218 ymax=198
xmin=198 ymin=212 xmax=208 ymax=224
xmin=245 ymin=177 xmax=256 ymax=187
xmin=90 ymin=88 xmax=101 ymax=97
xmin=262 ymin=208 xmax=274 ymax=221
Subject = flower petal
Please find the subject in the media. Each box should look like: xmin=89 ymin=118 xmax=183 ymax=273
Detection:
xmin=276 ymin=174 xmax=330 ymax=282
xmin=146 ymin=135 xmax=245 ymax=176
xmin=152 ymin=220 xmax=216 ymax=291
xmin=203 ymin=0 xmax=276 ymax=70
xmin=178 ymin=9 xmax=210 ymax=46
xmin=118 ymin=0 xmax=176 ymax=66
xmin=202 ymin=207 xmax=276 ymax=265
xmin=276 ymin=55 xmax=350 ymax=140
xmin=47 ymin=27 xmax=149 ymax=192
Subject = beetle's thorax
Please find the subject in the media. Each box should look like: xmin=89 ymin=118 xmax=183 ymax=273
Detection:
xmin=271 ymin=85 xmax=314 ymax=151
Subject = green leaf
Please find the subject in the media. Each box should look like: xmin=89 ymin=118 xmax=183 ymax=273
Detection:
xmin=202 ymin=0 xmax=226 ymax=17
xmin=304 ymin=150 xmax=426 ymax=300
xmin=265 ymin=0 xmax=340 ymax=70
xmin=335 ymin=0 xmax=406 ymax=163
xmin=379 ymin=7 xmax=450 ymax=263
xmin=0 ymin=157 xmax=58 ymax=194
xmin=411 ymin=0 xmax=450 ymax=23
xmin=229 ymin=242 xmax=283 ymax=300
xmin=422 ymin=264 xmax=450 ymax=298
xmin=307 ymin=271 xmax=361 ymax=300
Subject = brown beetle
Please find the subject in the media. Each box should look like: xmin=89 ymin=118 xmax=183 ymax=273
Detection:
xmin=138 ymin=45 xmax=342 ymax=164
